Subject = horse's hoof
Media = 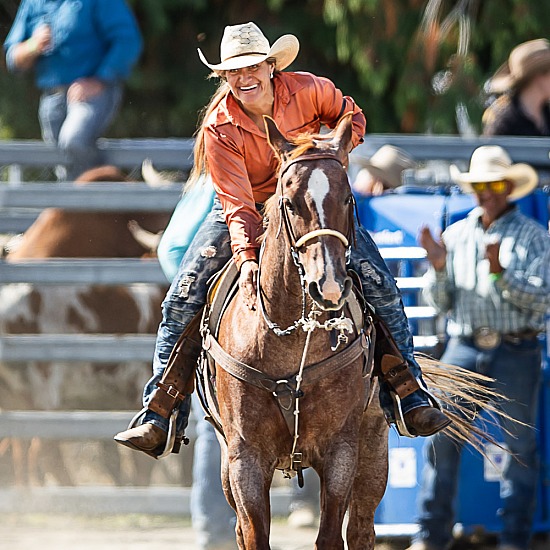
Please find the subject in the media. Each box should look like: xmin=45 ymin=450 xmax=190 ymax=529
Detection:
xmin=403 ymin=406 xmax=451 ymax=437
xmin=113 ymin=423 xmax=166 ymax=458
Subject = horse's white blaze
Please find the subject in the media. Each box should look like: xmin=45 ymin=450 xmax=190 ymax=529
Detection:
xmin=306 ymin=168 xmax=342 ymax=301
xmin=307 ymin=168 xmax=330 ymax=225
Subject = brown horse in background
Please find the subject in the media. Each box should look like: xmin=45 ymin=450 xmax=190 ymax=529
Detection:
xmin=204 ymin=113 xmax=388 ymax=549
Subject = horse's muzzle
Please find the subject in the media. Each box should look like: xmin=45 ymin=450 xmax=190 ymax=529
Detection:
xmin=308 ymin=276 xmax=352 ymax=311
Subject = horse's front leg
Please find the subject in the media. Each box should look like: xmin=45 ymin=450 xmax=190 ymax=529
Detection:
xmin=346 ymin=399 xmax=389 ymax=550
xmin=218 ymin=437 xmax=243 ymax=547
xmin=227 ymin=443 xmax=274 ymax=550
xmin=316 ymin=440 xmax=359 ymax=550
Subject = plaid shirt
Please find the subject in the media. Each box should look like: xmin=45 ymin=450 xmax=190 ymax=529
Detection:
xmin=423 ymin=205 xmax=550 ymax=337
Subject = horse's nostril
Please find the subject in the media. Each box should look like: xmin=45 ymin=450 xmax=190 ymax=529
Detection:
xmin=308 ymin=281 xmax=323 ymax=302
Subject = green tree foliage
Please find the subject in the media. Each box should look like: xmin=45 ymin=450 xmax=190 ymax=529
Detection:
xmin=1 ymin=0 xmax=550 ymax=138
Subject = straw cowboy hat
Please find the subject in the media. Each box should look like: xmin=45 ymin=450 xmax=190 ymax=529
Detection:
xmin=488 ymin=38 xmax=550 ymax=94
xmin=198 ymin=22 xmax=299 ymax=73
xmin=450 ymin=145 xmax=538 ymax=200
xmin=355 ymin=145 xmax=416 ymax=189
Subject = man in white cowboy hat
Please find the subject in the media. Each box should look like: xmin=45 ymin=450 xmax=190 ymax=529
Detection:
xmin=483 ymin=38 xmax=550 ymax=136
xmin=352 ymin=145 xmax=416 ymax=196
xmin=407 ymin=145 xmax=550 ymax=550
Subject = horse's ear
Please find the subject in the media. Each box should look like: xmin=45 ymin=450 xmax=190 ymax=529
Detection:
xmin=264 ymin=116 xmax=293 ymax=158
xmin=330 ymin=111 xmax=354 ymax=162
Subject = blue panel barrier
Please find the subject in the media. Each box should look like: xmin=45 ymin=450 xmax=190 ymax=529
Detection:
xmin=457 ymin=359 xmax=550 ymax=535
xmin=374 ymin=428 xmax=425 ymax=526
xmin=361 ymin=185 xmax=550 ymax=537
xmin=355 ymin=187 xmax=475 ymax=248
xmin=375 ymin=369 xmax=550 ymax=536
xmin=355 ymin=187 xmax=549 ymax=248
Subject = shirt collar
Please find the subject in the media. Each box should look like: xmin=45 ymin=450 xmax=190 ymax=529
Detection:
xmin=469 ymin=204 xmax=519 ymax=229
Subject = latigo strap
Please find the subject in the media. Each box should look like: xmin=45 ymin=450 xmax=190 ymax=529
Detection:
xmin=147 ymin=308 xmax=204 ymax=419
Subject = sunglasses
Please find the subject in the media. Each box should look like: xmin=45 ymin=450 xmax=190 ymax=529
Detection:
xmin=470 ymin=180 xmax=509 ymax=194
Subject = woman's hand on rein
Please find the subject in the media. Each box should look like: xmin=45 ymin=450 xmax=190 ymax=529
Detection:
xmin=239 ymin=260 xmax=259 ymax=311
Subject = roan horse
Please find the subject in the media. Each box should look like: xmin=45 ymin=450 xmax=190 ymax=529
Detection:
xmin=201 ymin=113 xmax=389 ymax=549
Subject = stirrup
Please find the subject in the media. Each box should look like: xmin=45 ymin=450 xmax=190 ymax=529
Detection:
xmin=391 ymin=392 xmax=416 ymax=438
xmin=417 ymin=377 xmax=444 ymax=410
xmin=127 ymin=407 xmax=147 ymax=429
xmin=156 ymin=408 xmax=179 ymax=459
xmin=390 ymin=378 xmax=443 ymax=438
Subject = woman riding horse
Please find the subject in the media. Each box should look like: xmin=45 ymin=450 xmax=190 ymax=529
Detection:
xmin=115 ymin=21 xmax=450 ymax=457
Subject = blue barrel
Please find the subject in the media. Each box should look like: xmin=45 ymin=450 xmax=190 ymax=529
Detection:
xmin=374 ymin=428 xmax=425 ymax=526
xmin=376 ymin=369 xmax=550 ymax=535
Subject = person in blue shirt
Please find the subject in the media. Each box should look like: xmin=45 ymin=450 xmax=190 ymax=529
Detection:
xmin=4 ymin=0 xmax=143 ymax=180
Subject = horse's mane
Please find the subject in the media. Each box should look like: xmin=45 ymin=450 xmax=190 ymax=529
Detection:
xmin=262 ymin=195 xmax=278 ymax=221
xmin=286 ymin=132 xmax=323 ymax=160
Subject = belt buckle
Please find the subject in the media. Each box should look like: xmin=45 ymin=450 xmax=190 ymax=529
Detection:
xmin=473 ymin=327 xmax=501 ymax=351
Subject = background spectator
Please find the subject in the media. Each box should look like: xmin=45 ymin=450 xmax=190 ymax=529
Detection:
xmin=409 ymin=145 xmax=550 ymax=550
xmin=483 ymin=39 xmax=550 ymax=136
xmin=3 ymin=0 xmax=142 ymax=180
xmin=156 ymin=191 xmax=236 ymax=550
xmin=352 ymin=145 xmax=416 ymax=196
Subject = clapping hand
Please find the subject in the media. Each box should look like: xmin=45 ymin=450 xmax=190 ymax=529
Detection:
xmin=419 ymin=225 xmax=447 ymax=271
xmin=485 ymin=241 xmax=503 ymax=273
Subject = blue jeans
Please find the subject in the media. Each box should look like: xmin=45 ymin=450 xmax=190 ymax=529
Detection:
xmin=143 ymin=198 xmax=431 ymax=431
xmin=143 ymin=199 xmax=232 ymax=432
xmin=413 ymin=337 xmax=542 ymax=550
xmin=38 ymin=82 xmax=123 ymax=180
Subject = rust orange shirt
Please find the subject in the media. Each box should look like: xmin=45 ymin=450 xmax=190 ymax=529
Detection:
xmin=204 ymin=71 xmax=366 ymax=269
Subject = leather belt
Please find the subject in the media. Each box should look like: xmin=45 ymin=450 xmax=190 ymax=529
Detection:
xmin=467 ymin=327 xmax=539 ymax=351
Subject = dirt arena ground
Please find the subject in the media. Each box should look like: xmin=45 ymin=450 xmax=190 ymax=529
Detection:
xmin=0 ymin=514 xmax=411 ymax=550
xmin=1 ymin=515 xmax=548 ymax=549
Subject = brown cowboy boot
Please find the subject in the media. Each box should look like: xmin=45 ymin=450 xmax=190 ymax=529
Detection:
xmin=372 ymin=314 xmax=452 ymax=438
xmin=403 ymin=406 xmax=451 ymax=437
xmin=114 ymin=311 xmax=202 ymax=457
xmin=114 ymin=423 xmax=167 ymax=459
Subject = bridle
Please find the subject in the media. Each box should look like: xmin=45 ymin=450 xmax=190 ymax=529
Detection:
xmin=255 ymin=151 xmax=366 ymax=478
xmin=277 ymin=152 xmax=357 ymax=251
xmin=257 ymin=152 xmax=358 ymax=337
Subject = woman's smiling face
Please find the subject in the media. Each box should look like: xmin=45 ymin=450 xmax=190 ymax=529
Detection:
xmin=224 ymin=61 xmax=274 ymax=109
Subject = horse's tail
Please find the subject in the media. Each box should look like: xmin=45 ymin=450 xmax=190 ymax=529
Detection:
xmin=415 ymin=353 xmax=527 ymax=459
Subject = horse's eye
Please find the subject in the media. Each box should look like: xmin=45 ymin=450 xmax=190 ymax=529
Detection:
xmin=345 ymin=194 xmax=354 ymax=205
